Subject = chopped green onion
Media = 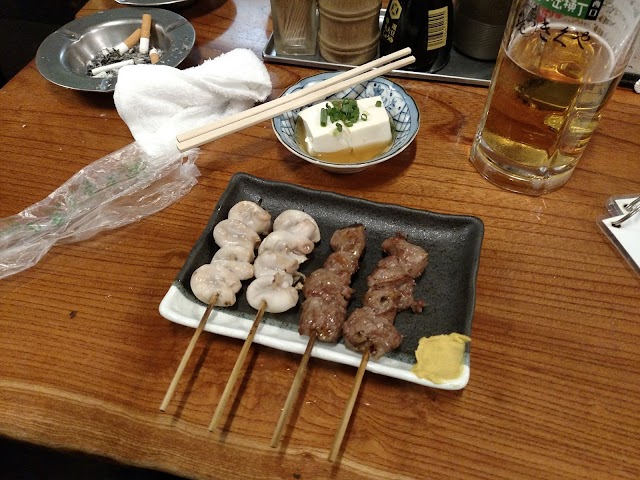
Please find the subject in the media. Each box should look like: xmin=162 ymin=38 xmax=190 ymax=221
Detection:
xmin=319 ymin=99 xmax=361 ymax=128
xmin=317 ymin=98 xmax=384 ymax=129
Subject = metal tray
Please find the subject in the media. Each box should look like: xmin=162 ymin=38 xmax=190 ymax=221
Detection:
xmin=263 ymin=8 xmax=640 ymax=90
xmin=262 ymin=8 xmax=495 ymax=87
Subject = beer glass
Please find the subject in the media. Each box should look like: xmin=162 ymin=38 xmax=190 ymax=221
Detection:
xmin=470 ymin=0 xmax=640 ymax=195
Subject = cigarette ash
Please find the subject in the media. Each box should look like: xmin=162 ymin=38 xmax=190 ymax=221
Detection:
xmin=86 ymin=46 xmax=162 ymax=78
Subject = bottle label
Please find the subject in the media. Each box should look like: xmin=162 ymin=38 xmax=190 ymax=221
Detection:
xmin=381 ymin=0 xmax=403 ymax=45
xmin=427 ymin=7 xmax=448 ymax=51
xmin=534 ymin=0 xmax=603 ymax=20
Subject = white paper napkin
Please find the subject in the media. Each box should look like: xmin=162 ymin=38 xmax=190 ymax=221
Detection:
xmin=114 ymin=48 xmax=272 ymax=155
xmin=599 ymin=196 xmax=640 ymax=276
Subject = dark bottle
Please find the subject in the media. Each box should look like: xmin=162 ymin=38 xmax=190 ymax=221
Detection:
xmin=379 ymin=0 xmax=454 ymax=73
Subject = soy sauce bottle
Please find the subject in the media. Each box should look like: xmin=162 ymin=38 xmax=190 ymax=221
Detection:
xmin=380 ymin=0 xmax=454 ymax=73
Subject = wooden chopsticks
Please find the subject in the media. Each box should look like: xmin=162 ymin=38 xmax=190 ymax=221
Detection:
xmin=175 ymin=48 xmax=415 ymax=152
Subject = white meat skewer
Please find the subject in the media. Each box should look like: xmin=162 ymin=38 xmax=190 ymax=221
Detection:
xmin=209 ymin=209 xmax=321 ymax=430
xmin=161 ymin=201 xmax=271 ymax=412
xmin=246 ymin=210 xmax=321 ymax=313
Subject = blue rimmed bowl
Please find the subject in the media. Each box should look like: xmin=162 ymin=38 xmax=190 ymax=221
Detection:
xmin=272 ymin=72 xmax=420 ymax=173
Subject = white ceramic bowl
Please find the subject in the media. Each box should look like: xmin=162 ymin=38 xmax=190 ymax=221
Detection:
xmin=272 ymin=72 xmax=420 ymax=173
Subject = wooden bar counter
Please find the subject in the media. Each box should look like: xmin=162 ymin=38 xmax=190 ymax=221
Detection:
xmin=1 ymin=1 xmax=639 ymax=478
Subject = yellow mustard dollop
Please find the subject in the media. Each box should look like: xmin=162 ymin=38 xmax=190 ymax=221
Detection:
xmin=411 ymin=333 xmax=471 ymax=383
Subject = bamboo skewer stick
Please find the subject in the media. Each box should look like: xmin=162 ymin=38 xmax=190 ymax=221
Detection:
xmin=270 ymin=331 xmax=317 ymax=448
xmin=160 ymin=294 xmax=219 ymax=412
xmin=328 ymin=348 xmax=370 ymax=462
xmin=176 ymin=49 xmax=415 ymax=151
xmin=208 ymin=300 xmax=268 ymax=430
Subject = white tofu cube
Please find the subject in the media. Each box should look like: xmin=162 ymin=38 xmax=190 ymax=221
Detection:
xmin=297 ymin=96 xmax=392 ymax=155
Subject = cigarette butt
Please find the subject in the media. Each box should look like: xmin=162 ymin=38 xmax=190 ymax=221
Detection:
xmin=141 ymin=14 xmax=152 ymax=37
xmin=149 ymin=48 xmax=160 ymax=64
xmin=115 ymin=28 xmax=142 ymax=55
xmin=91 ymin=59 xmax=135 ymax=76
xmin=124 ymin=28 xmax=142 ymax=49
xmin=140 ymin=14 xmax=152 ymax=54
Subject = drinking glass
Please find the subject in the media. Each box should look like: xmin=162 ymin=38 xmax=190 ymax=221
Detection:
xmin=270 ymin=0 xmax=318 ymax=55
xmin=470 ymin=0 xmax=640 ymax=195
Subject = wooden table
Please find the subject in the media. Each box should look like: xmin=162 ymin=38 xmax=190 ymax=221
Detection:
xmin=1 ymin=1 xmax=639 ymax=478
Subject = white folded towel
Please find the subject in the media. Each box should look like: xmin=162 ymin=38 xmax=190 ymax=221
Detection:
xmin=114 ymin=48 xmax=272 ymax=155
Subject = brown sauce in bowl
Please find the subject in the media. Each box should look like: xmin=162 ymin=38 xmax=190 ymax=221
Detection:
xmin=294 ymin=117 xmax=395 ymax=164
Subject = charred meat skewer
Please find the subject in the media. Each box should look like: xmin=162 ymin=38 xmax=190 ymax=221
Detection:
xmin=298 ymin=224 xmax=366 ymax=342
xmin=271 ymin=224 xmax=366 ymax=448
xmin=329 ymin=233 xmax=428 ymax=461
xmin=343 ymin=233 xmax=428 ymax=359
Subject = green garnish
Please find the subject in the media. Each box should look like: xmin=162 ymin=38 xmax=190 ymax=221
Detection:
xmin=317 ymin=98 xmax=385 ymax=134
xmin=320 ymin=99 xmax=360 ymax=128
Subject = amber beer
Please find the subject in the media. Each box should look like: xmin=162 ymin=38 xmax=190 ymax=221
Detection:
xmin=470 ymin=0 xmax=640 ymax=195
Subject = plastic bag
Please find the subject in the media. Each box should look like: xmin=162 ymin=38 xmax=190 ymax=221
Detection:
xmin=0 ymin=142 xmax=200 ymax=279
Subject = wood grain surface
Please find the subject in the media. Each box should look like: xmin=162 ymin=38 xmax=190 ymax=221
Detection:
xmin=1 ymin=1 xmax=639 ymax=479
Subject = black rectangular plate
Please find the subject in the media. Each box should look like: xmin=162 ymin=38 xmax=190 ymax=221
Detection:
xmin=170 ymin=173 xmax=483 ymax=366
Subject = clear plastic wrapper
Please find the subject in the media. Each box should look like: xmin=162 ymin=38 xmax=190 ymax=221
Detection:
xmin=0 ymin=142 xmax=199 ymax=279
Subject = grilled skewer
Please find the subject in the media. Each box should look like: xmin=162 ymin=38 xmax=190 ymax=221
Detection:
xmin=209 ymin=210 xmax=321 ymax=430
xmin=271 ymin=224 xmax=366 ymax=448
xmin=342 ymin=233 xmax=428 ymax=359
xmin=329 ymin=233 xmax=428 ymax=461
xmin=160 ymin=201 xmax=271 ymax=412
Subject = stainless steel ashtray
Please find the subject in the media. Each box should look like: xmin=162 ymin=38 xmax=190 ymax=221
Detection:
xmin=36 ymin=7 xmax=195 ymax=93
